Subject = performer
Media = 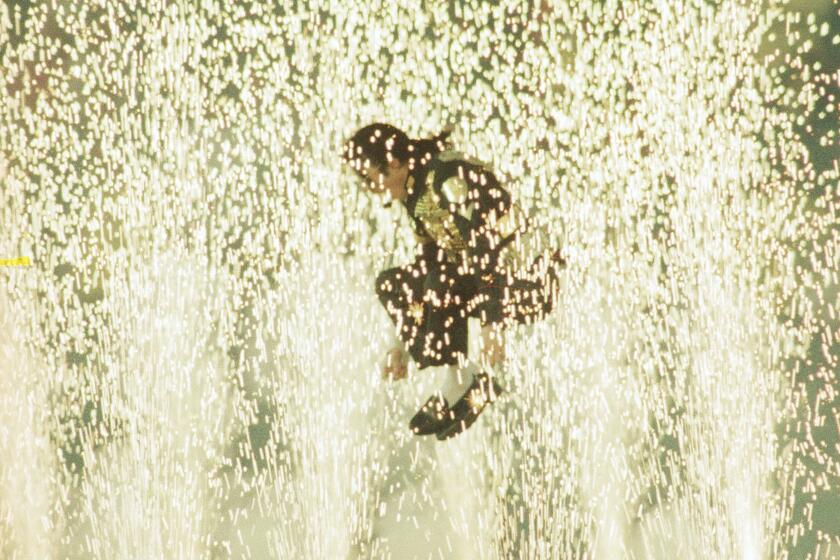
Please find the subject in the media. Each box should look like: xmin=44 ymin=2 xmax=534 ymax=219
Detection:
xmin=342 ymin=123 xmax=565 ymax=440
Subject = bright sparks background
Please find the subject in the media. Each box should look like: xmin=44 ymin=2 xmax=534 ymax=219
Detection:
xmin=1 ymin=1 xmax=839 ymax=558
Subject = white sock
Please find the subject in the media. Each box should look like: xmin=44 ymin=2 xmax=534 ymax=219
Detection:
xmin=439 ymin=361 xmax=480 ymax=403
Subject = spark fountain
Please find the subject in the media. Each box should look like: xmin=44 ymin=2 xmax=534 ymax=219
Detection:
xmin=1 ymin=1 xmax=838 ymax=558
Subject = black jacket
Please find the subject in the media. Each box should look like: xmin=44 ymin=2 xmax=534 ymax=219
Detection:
xmin=402 ymin=153 xmax=521 ymax=279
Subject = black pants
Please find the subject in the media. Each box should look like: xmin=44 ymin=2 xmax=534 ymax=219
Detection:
xmin=375 ymin=244 xmax=561 ymax=369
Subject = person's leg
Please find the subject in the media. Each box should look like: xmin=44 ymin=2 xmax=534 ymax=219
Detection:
xmin=439 ymin=358 xmax=480 ymax=403
xmin=419 ymin=265 xmax=488 ymax=402
xmin=408 ymin=258 xmax=481 ymax=435
xmin=410 ymin=342 xmax=503 ymax=438
xmin=434 ymin=320 xmax=505 ymax=440
xmin=417 ymin=255 xmax=474 ymax=365
xmin=402 ymin=253 xmax=507 ymax=437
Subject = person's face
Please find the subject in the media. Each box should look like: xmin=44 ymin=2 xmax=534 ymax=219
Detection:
xmin=352 ymin=157 xmax=408 ymax=200
xmin=357 ymin=161 xmax=388 ymax=194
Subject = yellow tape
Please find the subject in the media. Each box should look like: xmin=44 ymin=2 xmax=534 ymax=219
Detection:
xmin=0 ymin=257 xmax=31 ymax=266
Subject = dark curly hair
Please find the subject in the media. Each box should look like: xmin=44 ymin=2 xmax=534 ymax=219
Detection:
xmin=342 ymin=123 xmax=452 ymax=176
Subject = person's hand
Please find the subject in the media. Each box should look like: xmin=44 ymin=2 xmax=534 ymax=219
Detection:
xmin=382 ymin=347 xmax=408 ymax=381
xmin=481 ymin=325 xmax=505 ymax=367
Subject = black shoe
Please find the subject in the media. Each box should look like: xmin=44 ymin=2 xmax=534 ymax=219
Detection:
xmin=436 ymin=373 xmax=503 ymax=441
xmin=409 ymin=394 xmax=452 ymax=436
